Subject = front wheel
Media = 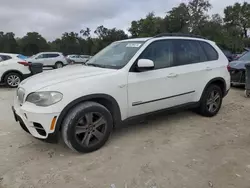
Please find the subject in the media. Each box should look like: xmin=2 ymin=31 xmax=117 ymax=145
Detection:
xmin=4 ymin=72 xmax=22 ymax=88
xmin=196 ymin=84 xmax=223 ymax=117
xmin=62 ymin=101 xmax=113 ymax=153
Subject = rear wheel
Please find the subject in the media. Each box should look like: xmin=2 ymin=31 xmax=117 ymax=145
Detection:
xmin=55 ymin=62 xmax=63 ymax=69
xmin=196 ymin=84 xmax=223 ymax=117
xmin=62 ymin=101 xmax=113 ymax=153
xmin=4 ymin=72 xmax=22 ymax=88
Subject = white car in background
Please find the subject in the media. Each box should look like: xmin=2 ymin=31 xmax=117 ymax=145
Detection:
xmin=0 ymin=53 xmax=30 ymax=87
xmin=27 ymin=52 xmax=68 ymax=69
xmin=80 ymin=55 xmax=92 ymax=62
xmin=67 ymin=54 xmax=91 ymax=64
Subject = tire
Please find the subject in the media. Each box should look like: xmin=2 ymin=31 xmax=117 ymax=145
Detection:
xmin=62 ymin=101 xmax=113 ymax=153
xmin=4 ymin=72 xmax=22 ymax=88
xmin=196 ymin=84 xmax=223 ymax=117
xmin=55 ymin=62 xmax=63 ymax=69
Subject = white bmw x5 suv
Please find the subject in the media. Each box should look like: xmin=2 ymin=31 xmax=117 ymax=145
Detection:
xmin=12 ymin=34 xmax=230 ymax=153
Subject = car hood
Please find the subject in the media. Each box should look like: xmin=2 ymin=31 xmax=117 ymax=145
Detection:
xmin=229 ymin=60 xmax=250 ymax=70
xmin=20 ymin=65 xmax=115 ymax=91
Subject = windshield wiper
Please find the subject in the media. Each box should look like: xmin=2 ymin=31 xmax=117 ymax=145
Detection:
xmin=86 ymin=63 xmax=109 ymax=68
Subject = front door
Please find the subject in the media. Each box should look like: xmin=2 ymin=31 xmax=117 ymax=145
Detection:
xmin=128 ymin=40 xmax=191 ymax=117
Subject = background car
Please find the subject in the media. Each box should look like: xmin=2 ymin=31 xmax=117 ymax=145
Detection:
xmin=228 ymin=51 xmax=250 ymax=85
xmin=80 ymin=55 xmax=92 ymax=62
xmin=67 ymin=54 xmax=91 ymax=64
xmin=221 ymin=49 xmax=235 ymax=62
xmin=0 ymin=53 xmax=30 ymax=87
xmin=234 ymin=48 xmax=250 ymax=60
xmin=27 ymin=52 xmax=68 ymax=69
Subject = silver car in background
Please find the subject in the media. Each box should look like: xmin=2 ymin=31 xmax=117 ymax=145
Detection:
xmin=27 ymin=52 xmax=68 ymax=69
xmin=67 ymin=54 xmax=92 ymax=64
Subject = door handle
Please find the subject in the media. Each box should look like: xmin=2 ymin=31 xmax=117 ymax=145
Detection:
xmin=167 ymin=73 xmax=178 ymax=78
xmin=206 ymin=67 xmax=212 ymax=71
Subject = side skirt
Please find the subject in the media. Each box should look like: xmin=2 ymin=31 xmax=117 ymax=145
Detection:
xmin=118 ymin=102 xmax=199 ymax=127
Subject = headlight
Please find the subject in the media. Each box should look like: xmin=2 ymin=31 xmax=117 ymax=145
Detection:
xmin=26 ymin=91 xmax=63 ymax=106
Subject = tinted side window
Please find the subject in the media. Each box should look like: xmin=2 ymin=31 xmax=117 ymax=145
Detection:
xmin=173 ymin=40 xmax=207 ymax=66
xmin=139 ymin=40 xmax=174 ymax=69
xmin=0 ymin=55 xmax=12 ymax=61
xmin=199 ymin=41 xmax=218 ymax=61
xmin=47 ymin=54 xmax=59 ymax=58
xmin=37 ymin=54 xmax=45 ymax=59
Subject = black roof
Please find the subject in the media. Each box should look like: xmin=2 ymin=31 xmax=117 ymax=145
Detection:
xmin=153 ymin=33 xmax=207 ymax=39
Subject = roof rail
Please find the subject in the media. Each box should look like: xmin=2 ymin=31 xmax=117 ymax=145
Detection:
xmin=153 ymin=33 xmax=207 ymax=39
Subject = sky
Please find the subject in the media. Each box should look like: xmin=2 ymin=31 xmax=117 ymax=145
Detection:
xmin=0 ymin=0 xmax=248 ymax=40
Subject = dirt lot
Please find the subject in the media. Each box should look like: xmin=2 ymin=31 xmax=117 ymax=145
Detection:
xmin=1 ymin=87 xmax=250 ymax=188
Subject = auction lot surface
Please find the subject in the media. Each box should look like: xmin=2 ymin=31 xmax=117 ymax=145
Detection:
xmin=1 ymin=87 xmax=250 ymax=188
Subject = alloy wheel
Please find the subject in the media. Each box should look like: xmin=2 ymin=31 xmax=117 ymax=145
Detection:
xmin=7 ymin=75 xmax=20 ymax=87
xmin=56 ymin=63 xmax=63 ymax=68
xmin=75 ymin=112 xmax=107 ymax=147
xmin=206 ymin=90 xmax=221 ymax=113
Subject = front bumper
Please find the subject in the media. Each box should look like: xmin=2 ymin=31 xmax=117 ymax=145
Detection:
xmin=12 ymin=103 xmax=60 ymax=143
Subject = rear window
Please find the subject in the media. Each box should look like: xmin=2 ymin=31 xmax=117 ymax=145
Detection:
xmin=199 ymin=41 xmax=219 ymax=61
xmin=238 ymin=51 xmax=250 ymax=61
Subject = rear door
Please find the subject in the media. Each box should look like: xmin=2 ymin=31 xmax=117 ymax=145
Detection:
xmin=75 ymin=55 xmax=82 ymax=63
xmin=45 ymin=53 xmax=60 ymax=66
xmin=170 ymin=39 xmax=210 ymax=102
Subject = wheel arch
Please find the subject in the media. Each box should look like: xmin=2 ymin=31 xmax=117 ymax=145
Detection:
xmin=55 ymin=61 xmax=64 ymax=65
xmin=1 ymin=70 xmax=23 ymax=82
xmin=55 ymin=94 xmax=122 ymax=132
xmin=201 ymin=77 xmax=227 ymax=100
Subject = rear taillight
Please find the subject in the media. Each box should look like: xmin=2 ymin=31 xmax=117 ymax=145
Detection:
xmin=18 ymin=61 xmax=29 ymax=66
xmin=227 ymin=64 xmax=230 ymax=71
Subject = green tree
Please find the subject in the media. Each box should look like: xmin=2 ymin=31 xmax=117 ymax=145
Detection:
xmin=188 ymin=0 xmax=212 ymax=34
xmin=224 ymin=2 xmax=250 ymax=38
xmin=19 ymin=32 xmax=49 ymax=55
xmin=0 ymin=32 xmax=19 ymax=53
xmin=164 ymin=3 xmax=190 ymax=33
xmin=92 ymin=25 xmax=128 ymax=54
xmin=128 ymin=12 xmax=164 ymax=37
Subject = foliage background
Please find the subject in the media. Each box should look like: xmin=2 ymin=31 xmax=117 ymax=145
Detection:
xmin=0 ymin=0 xmax=249 ymax=56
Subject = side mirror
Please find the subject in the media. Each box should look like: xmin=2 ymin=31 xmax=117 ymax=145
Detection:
xmin=137 ymin=59 xmax=154 ymax=71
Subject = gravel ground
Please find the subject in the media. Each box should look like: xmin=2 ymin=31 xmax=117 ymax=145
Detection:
xmin=1 ymin=87 xmax=250 ymax=188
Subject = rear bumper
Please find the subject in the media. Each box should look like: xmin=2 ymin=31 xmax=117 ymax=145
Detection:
xmin=229 ymin=69 xmax=245 ymax=84
xmin=23 ymin=73 xmax=31 ymax=79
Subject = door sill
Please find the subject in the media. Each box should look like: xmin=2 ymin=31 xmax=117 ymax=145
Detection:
xmin=120 ymin=102 xmax=199 ymax=126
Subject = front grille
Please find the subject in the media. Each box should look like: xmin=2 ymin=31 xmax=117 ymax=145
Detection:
xmin=17 ymin=88 xmax=25 ymax=104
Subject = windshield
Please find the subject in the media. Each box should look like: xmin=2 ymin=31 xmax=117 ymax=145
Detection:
xmin=238 ymin=51 xmax=250 ymax=61
xmin=86 ymin=41 xmax=145 ymax=69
